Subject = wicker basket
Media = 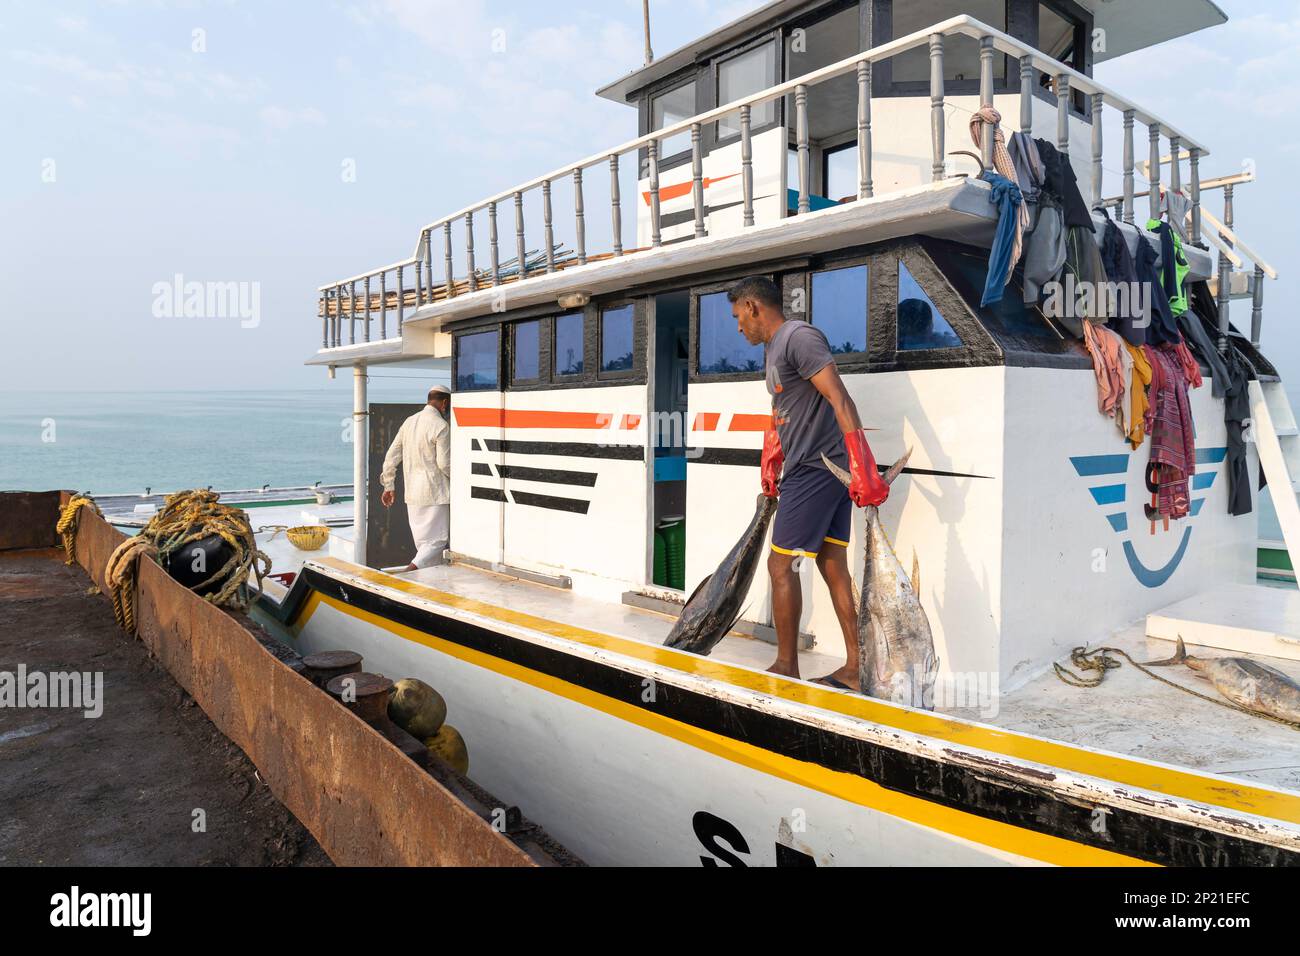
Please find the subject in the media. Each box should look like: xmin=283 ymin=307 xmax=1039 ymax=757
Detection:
xmin=286 ymin=525 xmax=330 ymax=551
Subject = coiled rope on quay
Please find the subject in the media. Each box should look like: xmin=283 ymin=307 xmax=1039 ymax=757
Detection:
xmin=102 ymin=489 xmax=270 ymax=633
xmin=56 ymin=494 xmax=103 ymax=566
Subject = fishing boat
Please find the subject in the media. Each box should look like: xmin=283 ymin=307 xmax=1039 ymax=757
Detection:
xmin=251 ymin=1 xmax=1300 ymax=866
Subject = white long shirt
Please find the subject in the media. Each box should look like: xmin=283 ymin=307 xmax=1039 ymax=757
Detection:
xmin=380 ymin=405 xmax=450 ymax=507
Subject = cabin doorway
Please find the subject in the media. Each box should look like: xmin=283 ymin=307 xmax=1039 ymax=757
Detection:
xmin=650 ymin=290 xmax=690 ymax=590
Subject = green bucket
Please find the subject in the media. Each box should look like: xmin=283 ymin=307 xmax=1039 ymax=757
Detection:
xmin=660 ymin=518 xmax=685 ymax=591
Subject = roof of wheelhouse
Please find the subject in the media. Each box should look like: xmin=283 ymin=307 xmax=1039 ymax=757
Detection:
xmin=595 ymin=0 xmax=1229 ymax=104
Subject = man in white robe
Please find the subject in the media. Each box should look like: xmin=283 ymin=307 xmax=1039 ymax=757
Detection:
xmin=380 ymin=385 xmax=451 ymax=570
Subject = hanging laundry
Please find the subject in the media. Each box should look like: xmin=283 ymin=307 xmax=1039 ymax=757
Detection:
xmin=1147 ymin=347 xmax=1196 ymax=521
xmin=1132 ymin=226 xmax=1179 ymax=346
xmin=1148 ymin=218 xmax=1191 ymax=318
xmin=977 ymin=170 xmax=1023 ymax=308
xmin=1159 ymin=187 xmax=1192 ymax=242
xmin=1124 ymin=341 xmax=1153 ymax=448
xmin=1172 ymin=339 xmax=1203 ymax=389
xmin=1021 ymin=193 xmax=1066 ymax=307
xmin=1033 ymin=139 xmax=1094 ymax=231
xmin=1082 ymin=321 xmax=1126 ymax=423
xmin=1099 ymin=209 xmax=1145 ymax=347
xmin=1185 ymin=282 xmax=1253 ymax=516
xmin=1007 ymin=132 xmax=1043 ymax=205
xmin=970 ymin=108 xmax=1031 ymax=284
xmin=1061 ymin=223 xmax=1112 ymax=329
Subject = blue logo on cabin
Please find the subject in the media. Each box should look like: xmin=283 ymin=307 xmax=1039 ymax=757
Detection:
xmin=1069 ymin=447 xmax=1227 ymax=588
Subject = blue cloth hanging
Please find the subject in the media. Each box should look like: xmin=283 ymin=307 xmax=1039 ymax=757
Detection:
xmin=979 ymin=171 xmax=1023 ymax=308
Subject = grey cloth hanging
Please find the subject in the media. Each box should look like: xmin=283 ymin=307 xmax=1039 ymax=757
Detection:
xmin=1021 ymin=194 xmax=1067 ymax=307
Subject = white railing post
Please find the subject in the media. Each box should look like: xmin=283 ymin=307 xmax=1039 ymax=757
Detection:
xmin=741 ymin=105 xmax=754 ymax=225
xmin=609 ymin=154 xmax=623 ymax=256
xmin=543 ymin=179 xmax=555 ymax=272
xmin=691 ymin=123 xmax=705 ymax=238
xmin=514 ymin=191 xmax=526 ymax=278
xmin=363 ymin=275 xmax=371 ymax=342
xmin=1122 ymin=110 xmax=1135 ymax=225
xmin=1148 ymin=124 xmax=1162 ymax=221
xmin=1090 ymin=92 xmax=1103 ymax=209
xmin=929 ymin=34 xmax=945 ymax=182
xmin=796 ymin=84 xmax=810 ymax=213
xmin=978 ymin=36 xmax=995 ymax=170
xmin=1217 ymin=183 xmax=1235 ymax=353
xmin=1056 ymin=74 xmax=1070 ymax=157
xmin=648 ymin=139 xmax=662 ymax=247
xmin=443 ymin=222 xmax=455 ymax=298
xmin=857 ymin=60 xmax=872 ymax=199
xmin=1019 ymin=54 xmax=1033 ymax=134
xmin=574 ymin=168 xmax=587 ymax=264
xmin=379 ymin=269 xmax=387 ymax=339
xmin=466 ymin=211 xmax=477 ymax=292
xmin=1190 ymin=148 xmax=1202 ymax=245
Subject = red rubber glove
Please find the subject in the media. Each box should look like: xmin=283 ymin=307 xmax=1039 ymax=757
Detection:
xmin=844 ymin=428 xmax=889 ymax=507
xmin=760 ymin=427 xmax=784 ymax=498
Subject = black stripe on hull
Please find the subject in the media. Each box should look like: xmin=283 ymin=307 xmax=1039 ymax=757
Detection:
xmin=483 ymin=438 xmax=644 ymax=461
xmin=295 ymin=568 xmax=1297 ymax=867
xmin=496 ymin=464 xmax=598 ymax=487
xmin=471 ymin=486 xmax=507 ymax=503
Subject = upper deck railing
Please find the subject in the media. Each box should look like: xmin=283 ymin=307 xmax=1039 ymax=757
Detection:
xmin=317 ymin=14 xmax=1269 ymax=354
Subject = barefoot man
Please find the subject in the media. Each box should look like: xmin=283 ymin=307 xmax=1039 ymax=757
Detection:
xmin=380 ymin=384 xmax=452 ymax=571
xmin=728 ymin=277 xmax=889 ymax=687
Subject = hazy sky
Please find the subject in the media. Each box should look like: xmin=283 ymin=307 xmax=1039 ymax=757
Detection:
xmin=2 ymin=0 xmax=1297 ymax=391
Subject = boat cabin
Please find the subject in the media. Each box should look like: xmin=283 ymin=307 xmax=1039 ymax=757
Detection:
xmin=303 ymin=0 xmax=1283 ymax=694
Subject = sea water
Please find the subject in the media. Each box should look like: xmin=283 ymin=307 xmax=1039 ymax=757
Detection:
xmin=0 ymin=387 xmax=432 ymax=495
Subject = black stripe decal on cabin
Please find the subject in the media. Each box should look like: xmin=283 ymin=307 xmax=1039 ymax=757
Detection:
xmin=511 ymin=490 xmax=590 ymax=514
xmin=497 ymin=464 xmax=598 ymax=487
xmin=295 ymin=567 xmax=1296 ymax=867
xmin=471 ymin=462 xmax=492 ymax=476
xmin=471 ymin=486 xmax=507 ymax=503
xmin=688 ymin=446 xmax=994 ymax=480
xmin=483 ymin=438 xmax=644 ymax=461
xmin=472 ymin=439 xmax=484 ymax=451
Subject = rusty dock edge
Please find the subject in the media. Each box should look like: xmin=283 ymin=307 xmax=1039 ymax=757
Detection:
xmin=3 ymin=490 xmax=547 ymax=867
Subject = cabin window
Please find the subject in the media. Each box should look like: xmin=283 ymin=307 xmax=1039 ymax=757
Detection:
xmin=717 ymin=40 xmax=777 ymax=139
xmin=697 ymin=290 xmax=763 ymax=374
xmin=512 ymin=319 xmax=541 ymax=384
xmin=553 ymin=311 xmax=585 ymax=378
xmin=811 ymin=264 xmax=869 ymax=355
xmin=1039 ymin=2 xmax=1084 ymax=72
xmin=897 ymin=261 xmax=961 ymax=351
xmin=889 ymin=0 xmax=1007 ymax=86
xmin=599 ymin=304 xmax=636 ymax=376
xmin=824 ymin=143 xmax=858 ymax=204
xmin=455 ymin=329 xmax=500 ymax=391
xmin=932 ymin=245 xmax=1064 ymax=341
xmin=650 ymin=79 xmax=696 ymax=159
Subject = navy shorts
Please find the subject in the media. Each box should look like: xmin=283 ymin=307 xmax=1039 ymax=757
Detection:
xmin=771 ymin=463 xmax=853 ymax=559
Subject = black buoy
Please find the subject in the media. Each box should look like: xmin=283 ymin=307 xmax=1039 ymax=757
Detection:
xmin=162 ymin=531 xmax=237 ymax=596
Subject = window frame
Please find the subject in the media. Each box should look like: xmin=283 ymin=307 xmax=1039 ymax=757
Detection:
xmin=509 ymin=318 xmax=543 ymax=387
xmin=596 ymin=299 xmax=640 ymax=382
xmin=803 ymin=258 xmax=872 ymax=361
xmin=690 ymin=277 xmax=771 ymax=383
xmin=648 ymin=74 xmax=700 ymax=167
xmin=551 ymin=309 xmax=588 ymax=384
xmin=453 ymin=326 xmax=504 ymax=393
xmin=712 ymin=33 xmax=783 ymax=148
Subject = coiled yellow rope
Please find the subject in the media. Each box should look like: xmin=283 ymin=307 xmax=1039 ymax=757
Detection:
xmin=102 ymin=489 xmax=270 ymax=633
xmin=55 ymin=495 xmax=102 ymax=565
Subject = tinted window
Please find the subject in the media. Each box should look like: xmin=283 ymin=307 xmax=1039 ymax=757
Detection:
xmin=513 ymin=320 xmax=540 ymax=382
xmin=698 ymin=291 xmax=763 ymax=374
xmin=456 ymin=330 xmax=500 ymax=390
xmin=554 ymin=311 xmax=584 ymax=376
xmin=600 ymin=304 xmax=635 ymax=373
xmin=898 ymin=261 xmax=962 ymax=351
xmin=651 ymin=81 xmax=695 ymax=158
xmin=941 ymin=250 xmax=1061 ymax=340
xmin=811 ymin=264 xmax=868 ymax=354
xmin=718 ymin=42 xmax=776 ymax=138
xmin=824 ymin=144 xmax=858 ymax=203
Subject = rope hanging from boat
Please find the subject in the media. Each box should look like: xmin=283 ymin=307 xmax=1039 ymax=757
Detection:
xmin=55 ymin=494 xmax=102 ymax=566
xmin=1054 ymin=645 xmax=1300 ymax=730
xmin=103 ymin=489 xmax=270 ymax=634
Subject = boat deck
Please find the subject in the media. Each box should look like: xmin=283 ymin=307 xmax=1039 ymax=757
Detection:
xmin=258 ymin=554 xmax=1300 ymax=799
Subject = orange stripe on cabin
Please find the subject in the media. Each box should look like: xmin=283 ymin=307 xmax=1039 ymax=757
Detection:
xmin=729 ymin=413 xmax=773 ymax=432
xmin=692 ymin=413 xmax=720 ymax=432
xmin=621 ymin=414 xmax=641 ymax=430
xmin=640 ymin=172 xmax=739 ymax=206
xmin=453 ymin=408 xmax=615 ymax=429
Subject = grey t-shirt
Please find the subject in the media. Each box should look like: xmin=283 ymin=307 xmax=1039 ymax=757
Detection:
xmin=765 ymin=320 xmax=847 ymax=472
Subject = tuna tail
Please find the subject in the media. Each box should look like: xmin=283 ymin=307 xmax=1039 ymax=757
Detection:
xmin=1145 ymin=636 xmax=1190 ymax=668
xmin=820 ymin=446 xmax=914 ymax=489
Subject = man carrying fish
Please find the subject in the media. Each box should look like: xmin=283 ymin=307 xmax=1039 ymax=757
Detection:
xmin=729 ymin=276 xmax=890 ymax=687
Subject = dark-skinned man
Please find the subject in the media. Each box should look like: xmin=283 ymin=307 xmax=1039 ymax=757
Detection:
xmin=728 ymin=276 xmax=889 ymax=688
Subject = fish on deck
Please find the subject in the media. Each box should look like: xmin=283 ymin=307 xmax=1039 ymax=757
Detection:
xmin=1159 ymin=637 xmax=1300 ymax=726
xmin=663 ymin=495 xmax=777 ymax=656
